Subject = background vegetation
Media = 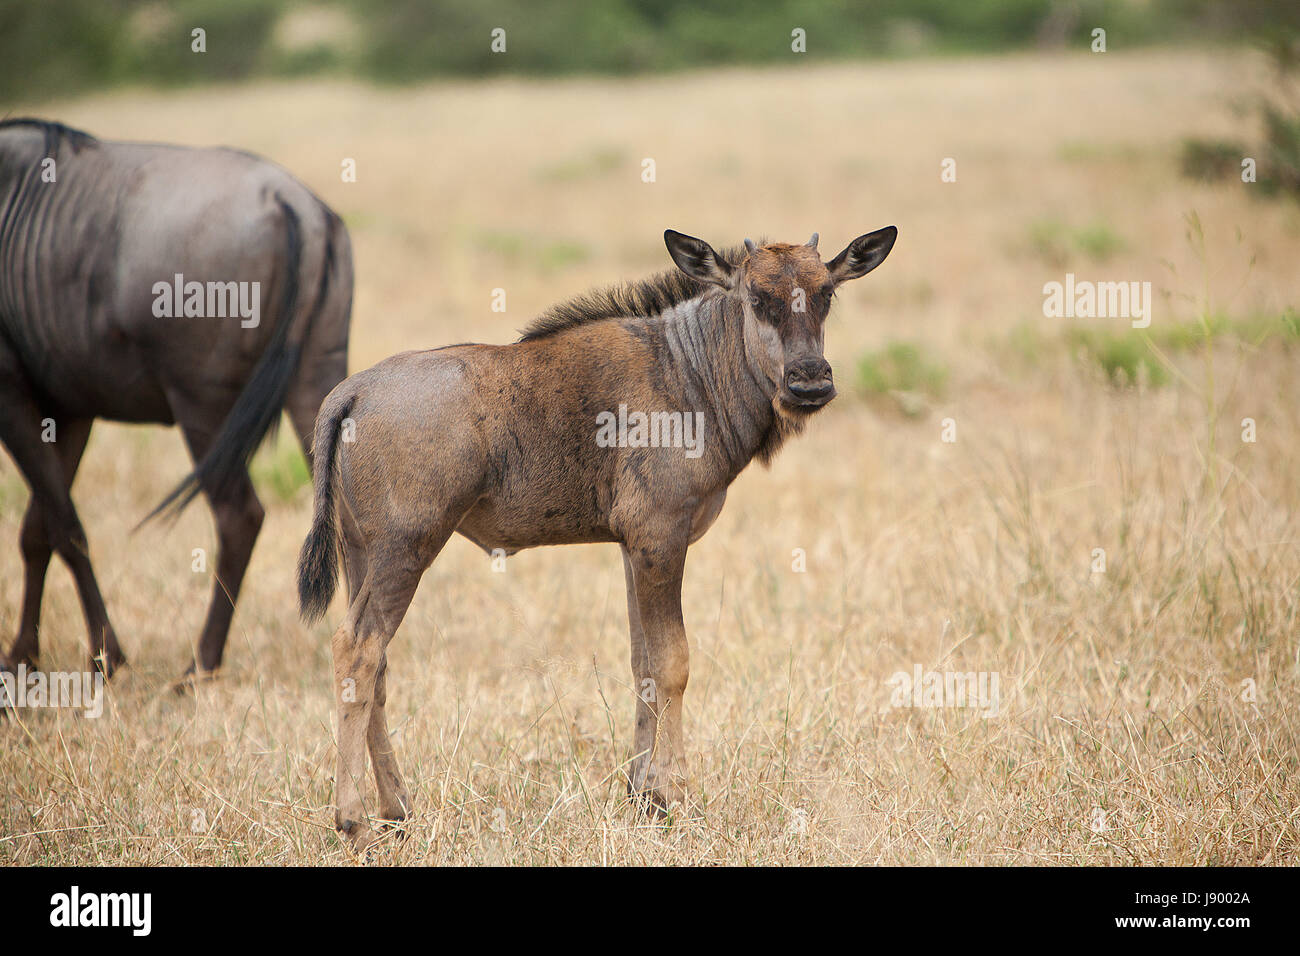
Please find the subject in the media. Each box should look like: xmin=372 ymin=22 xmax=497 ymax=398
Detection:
xmin=3 ymin=0 xmax=1300 ymax=99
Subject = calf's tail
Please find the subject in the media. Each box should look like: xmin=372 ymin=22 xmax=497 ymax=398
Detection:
xmin=297 ymin=391 xmax=353 ymax=623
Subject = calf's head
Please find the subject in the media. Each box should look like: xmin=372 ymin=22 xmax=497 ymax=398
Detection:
xmin=664 ymin=226 xmax=897 ymax=415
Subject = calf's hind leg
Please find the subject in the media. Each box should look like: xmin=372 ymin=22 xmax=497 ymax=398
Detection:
xmin=367 ymin=657 xmax=409 ymax=824
xmin=333 ymin=525 xmax=459 ymax=849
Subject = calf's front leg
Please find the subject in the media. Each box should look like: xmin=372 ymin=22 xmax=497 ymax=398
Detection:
xmin=624 ymin=541 xmax=690 ymax=813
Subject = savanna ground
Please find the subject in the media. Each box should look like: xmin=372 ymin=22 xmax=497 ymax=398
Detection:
xmin=1 ymin=49 xmax=1297 ymax=865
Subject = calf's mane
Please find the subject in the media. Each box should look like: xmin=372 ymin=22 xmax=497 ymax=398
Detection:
xmin=519 ymin=241 xmax=753 ymax=342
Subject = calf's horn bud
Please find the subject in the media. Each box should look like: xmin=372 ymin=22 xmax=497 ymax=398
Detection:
xmin=807 ymin=232 xmax=819 ymax=249
xmin=744 ymin=237 xmax=757 ymax=254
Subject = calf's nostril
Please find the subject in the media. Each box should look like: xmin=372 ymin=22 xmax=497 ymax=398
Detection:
xmin=786 ymin=362 xmax=833 ymax=390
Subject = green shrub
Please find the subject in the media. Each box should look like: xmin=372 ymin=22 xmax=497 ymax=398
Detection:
xmin=857 ymin=341 xmax=949 ymax=413
xmin=1072 ymin=223 xmax=1127 ymax=261
xmin=1066 ymin=328 xmax=1167 ymax=387
xmin=251 ymin=426 xmax=310 ymax=503
xmin=1180 ymin=138 xmax=1246 ymax=183
xmin=1180 ymin=34 xmax=1300 ymax=199
xmin=473 ymin=230 xmax=591 ymax=273
xmin=535 ymin=147 xmax=625 ymax=184
xmin=1027 ymin=218 xmax=1126 ymax=266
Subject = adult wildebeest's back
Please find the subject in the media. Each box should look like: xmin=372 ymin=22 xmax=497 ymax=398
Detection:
xmin=0 ymin=118 xmax=352 ymax=678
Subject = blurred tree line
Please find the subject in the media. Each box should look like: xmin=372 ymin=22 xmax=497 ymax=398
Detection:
xmin=2 ymin=0 xmax=1299 ymax=100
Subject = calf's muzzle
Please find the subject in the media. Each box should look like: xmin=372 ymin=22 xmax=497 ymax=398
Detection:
xmin=785 ymin=358 xmax=836 ymax=406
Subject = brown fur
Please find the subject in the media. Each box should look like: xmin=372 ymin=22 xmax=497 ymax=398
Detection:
xmin=298 ymin=226 xmax=896 ymax=851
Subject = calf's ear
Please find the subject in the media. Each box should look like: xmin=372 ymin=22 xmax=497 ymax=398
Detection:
xmin=664 ymin=229 xmax=735 ymax=287
xmin=827 ymin=226 xmax=898 ymax=284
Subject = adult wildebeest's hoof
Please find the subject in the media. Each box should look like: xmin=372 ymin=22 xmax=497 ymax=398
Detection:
xmin=0 ymin=650 xmax=38 ymax=675
xmin=171 ymin=666 xmax=220 ymax=696
xmin=91 ymin=649 xmax=126 ymax=680
xmin=0 ymin=656 xmax=21 ymax=721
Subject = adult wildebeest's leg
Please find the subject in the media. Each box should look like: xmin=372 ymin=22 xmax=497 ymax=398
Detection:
xmin=175 ymin=208 xmax=348 ymax=677
xmin=624 ymin=530 xmax=691 ymax=813
xmin=286 ymin=205 xmax=352 ymax=470
xmin=172 ymin=411 xmax=265 ymax=676
xmin=286 ymin=357 xmax=348 ymax=470
xmin=0 ymin=346 xmax=124 ymax=675
xmin=5 ymin=418 xmax=91 ymax=670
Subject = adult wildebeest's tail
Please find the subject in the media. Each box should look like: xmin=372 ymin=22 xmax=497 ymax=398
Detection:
xmin=143 ymin=193 xmax=329 ymax=524
xmin=297 ymin=390 xmax=353 ymax=623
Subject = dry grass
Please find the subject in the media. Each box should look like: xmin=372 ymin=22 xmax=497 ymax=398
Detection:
xmin=2 ymin=49 xmax=1298 ymax=865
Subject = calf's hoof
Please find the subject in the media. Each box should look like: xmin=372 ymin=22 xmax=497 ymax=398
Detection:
xmin=378 ymin=819 xmax=410 ymax=843
xmin=336 ymin=814 xmax=382 ymax=857
xmin=377 ymin=795 xmax=410 ymax=829
xmin=627 ymin=773 xmax=689 ymax=819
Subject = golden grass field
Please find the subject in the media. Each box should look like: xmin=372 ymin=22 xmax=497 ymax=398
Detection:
xmin=2 ymin=48 xmax=1298 ymax=865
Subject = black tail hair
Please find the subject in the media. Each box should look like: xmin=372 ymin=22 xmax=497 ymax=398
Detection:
xmin=143 ymin=193 xmax=322 ymax=524
xmin=296 ymin=393 xmax=352 ymax=622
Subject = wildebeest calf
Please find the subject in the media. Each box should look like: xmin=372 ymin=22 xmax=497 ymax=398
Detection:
xmin=298 ymin=226 xmax=896 ymax=849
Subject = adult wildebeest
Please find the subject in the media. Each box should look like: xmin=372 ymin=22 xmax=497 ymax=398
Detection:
xmin=0 ymin=118 xmax=352 ymax=679
xmin=298 ymin=225 xmax=896 ymax=849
